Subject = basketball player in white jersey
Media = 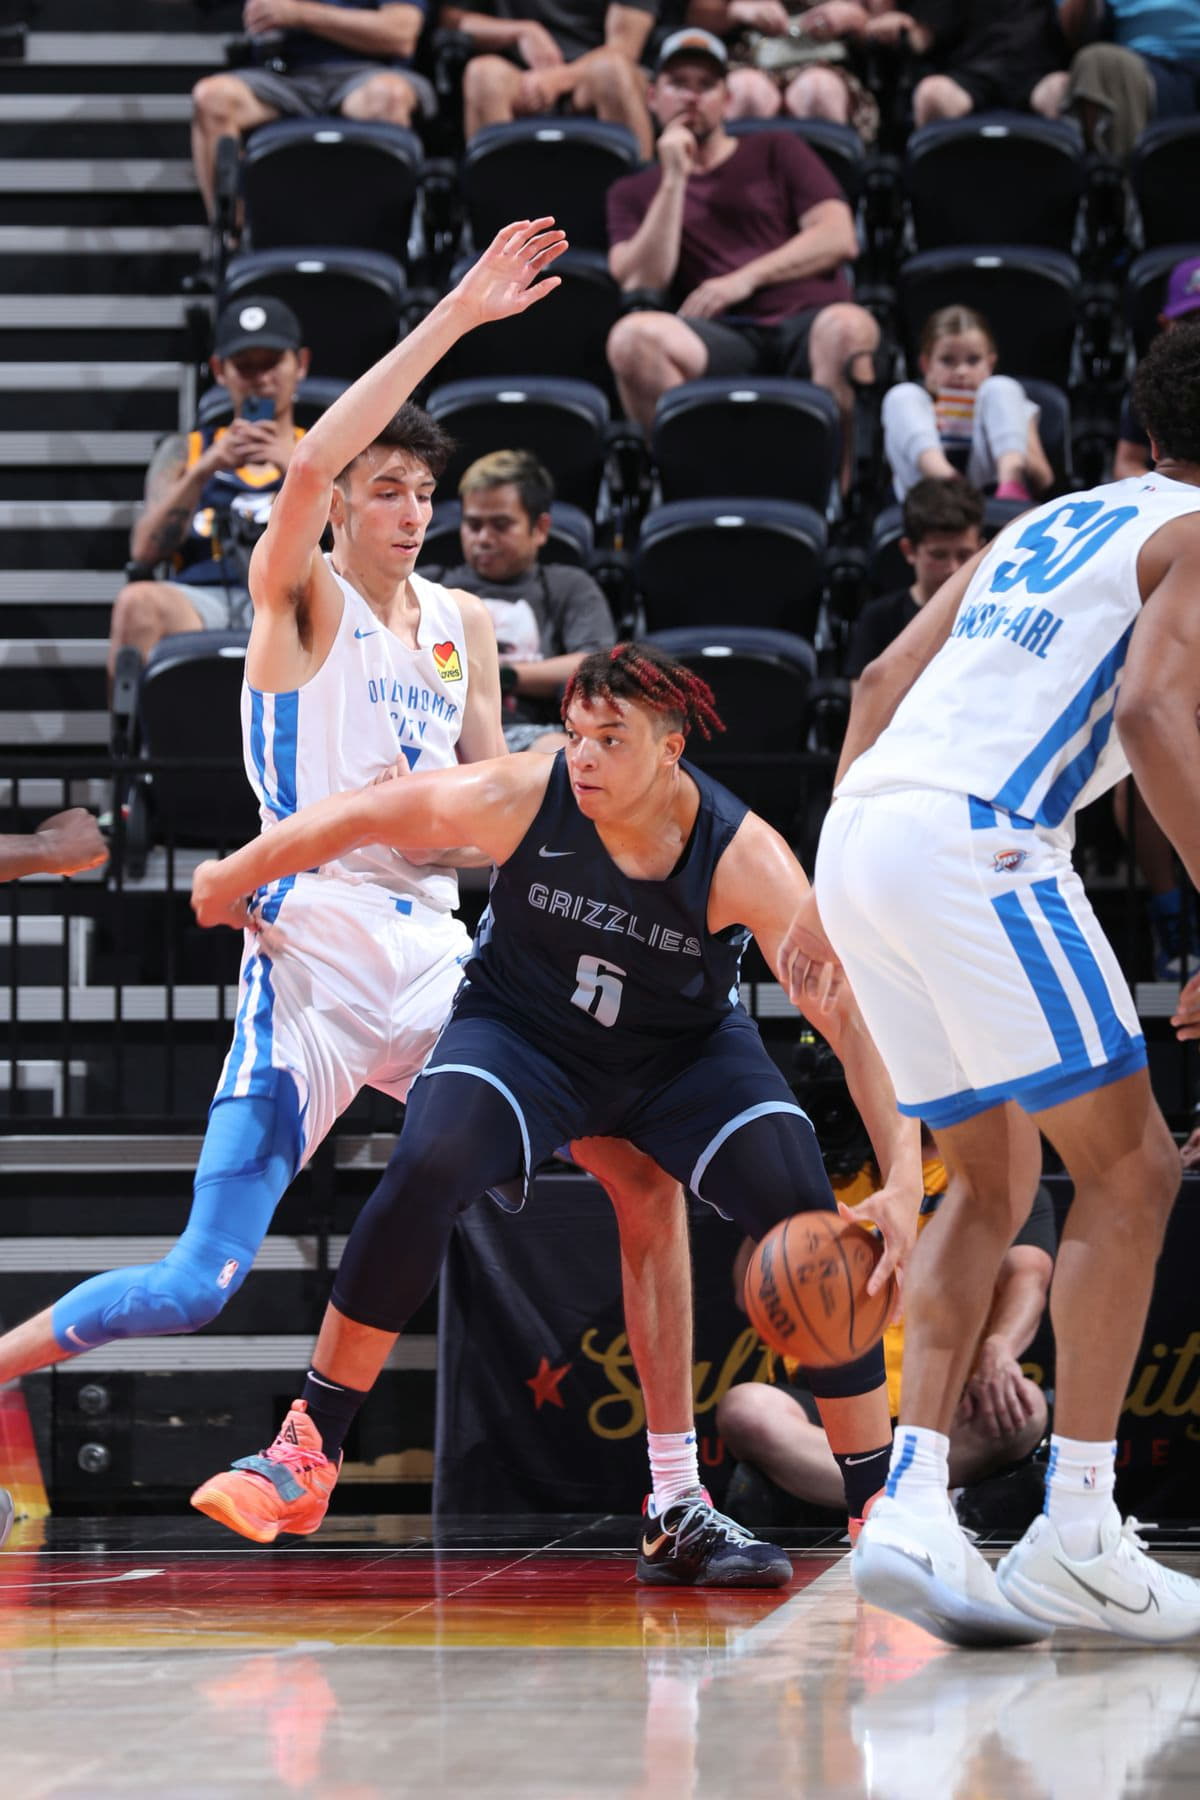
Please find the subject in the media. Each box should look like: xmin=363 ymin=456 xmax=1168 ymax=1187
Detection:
xmin=0 ymin=223 xmax=791 ymax=1578
xmin=781 ymin=320 xmax=1200 ymax=1644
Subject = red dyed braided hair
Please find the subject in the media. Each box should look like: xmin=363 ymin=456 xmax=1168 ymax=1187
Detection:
xmin=561 ymin=642 xmax=724 ymax=740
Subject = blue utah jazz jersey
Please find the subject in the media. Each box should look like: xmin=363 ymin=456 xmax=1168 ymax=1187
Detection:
xmin=838 ymin=474 xmax=1200 ymax=830
xmin=458 ymin=754 xmax=752 ymax=1077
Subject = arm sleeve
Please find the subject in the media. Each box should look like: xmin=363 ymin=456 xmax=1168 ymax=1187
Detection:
xmin=1011 ymin=1183 xmax=1058 ymax=1257
xmin=543 ymin=569 xmax=617 ymax=655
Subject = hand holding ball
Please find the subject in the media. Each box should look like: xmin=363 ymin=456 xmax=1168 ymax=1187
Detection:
xmin=744 ymin=1211 xmax=897 ymax=1366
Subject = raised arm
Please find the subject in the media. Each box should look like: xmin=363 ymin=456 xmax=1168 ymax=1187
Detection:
xmin=191 ymin=752 xmax=551 ymax=928
xmin=246 ymin=221 xmax=568 ymax=625
xmin=710 ymin=814 xmax=923 ymax=1289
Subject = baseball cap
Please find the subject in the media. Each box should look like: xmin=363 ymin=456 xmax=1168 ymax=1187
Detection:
xmin=655 ymin=28 xmax=728 ymax=75
xmin=1162 ymin=256 xmax=1200 ymax=321
xmin=213 ymin=295 xmax=304 ymax=358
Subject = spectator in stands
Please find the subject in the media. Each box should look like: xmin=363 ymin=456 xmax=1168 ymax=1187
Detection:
xmin=443 ymin=0 xmax=656 ymax=158
xmin=1031 ymin=0 xmax=1200 ymax=158
xmin=864 ymin=1 xmax=1065 ymax=127
xmin=882 ymin=304 xmax=1053 ymax=503
xmin=1114 ymin=255 xmax=1200 ymax=481
xmin=190 ymin=0 xmax=435 ymax=221
xmin=845 ymin=477 xmax=983 ymax=684
xmin=605 ymin=29 xmax=877 ymax=483
xmin=0 ymin=811 xmax=107 ymax=882
xmin=422 ymin=449 xmax=616 ymax=748
xmin=700 ymin=0 xmax=882 ymax=142
xmin=108 ymin=297 xmax=310 ymax=685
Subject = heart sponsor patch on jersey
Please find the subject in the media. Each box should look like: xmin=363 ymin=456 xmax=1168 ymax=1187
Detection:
xmin=433 ymin=640 xmax=463 ymax=681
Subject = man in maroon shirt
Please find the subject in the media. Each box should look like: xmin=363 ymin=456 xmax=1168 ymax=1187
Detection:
xmin=605 ymin=28 xmax=877 ymax=481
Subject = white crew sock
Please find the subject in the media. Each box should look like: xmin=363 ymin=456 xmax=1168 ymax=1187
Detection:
xmin=883 ymin=1425 xmax=952 ymax=1518
xmin=648 ymin=1429 xmax=700 ymax=1513
xmin=1043 ymin=1434 xmax=1116 ymax=1559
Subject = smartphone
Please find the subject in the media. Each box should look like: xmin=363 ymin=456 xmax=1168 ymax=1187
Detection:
xmin=240 ymin=394 xmax=276 ymax=424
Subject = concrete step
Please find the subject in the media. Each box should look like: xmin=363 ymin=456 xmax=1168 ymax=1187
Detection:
xmin=0 ymin=225 xmax=207 ymax=297
xmin=0 ymin=362 xmax=185 ymax=433
xmin=0 ymin=639 xmax=108 ymax=666
xmin=0 ymin=296 xmax=197 ymax=370
xmin=2 ymin=95 xmax=194 ymax=122
xmin=0 ymin=498 xmax=136 ymax=571
xmin=0 ymin=432 xmax=159 ymax=464
xmin=0 ymin=712 xmax=109 ymax=748
xmin=0 ymin=1060 xmax=87 ymax=1113
xmin=0 ymin=160 xmax=196 ymax=192
xmin=25 ymin=32 xmax=230 ymax=65
xmin=0 ymin=572 xmax=120 ymax=638
xmin=0 ymin=915 xmax=93 ymax=985
xmin=0 ymin=640 xmax=107 ymax=710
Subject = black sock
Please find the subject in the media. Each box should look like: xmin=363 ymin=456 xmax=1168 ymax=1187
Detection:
xmin=301 ymin=1366 xmax=368 ymax=1461
xmin=834 ymin=1443 xmax=892 ymax=1517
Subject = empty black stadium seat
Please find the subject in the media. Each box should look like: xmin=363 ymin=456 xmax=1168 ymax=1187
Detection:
xmin=436 ymin=248 xmax=623 ymax=396
xmin=1130 ymin=118 xmax=1200 ymax=249
xmin=460 ymin=118 xmax=641 ymax=252
xmin=634 ymin=499 xmax=826 ymax=636
xmin=905 ymin=113 xmax=1085 ymax=252
xmin=425 ymin=376 xmax=610 ymax=512
xmin=651 ymin=376 xmax=839 ymax=509
xmin=897 ymin=247 xmax=1080 ymax=386
xmin=220 ymin=249 xmax=406 ymax=382
xmin=420 ymin=498 xmax=594 ymax=570
xmin=241 ymin=119 xmax=424 ymax=261
xmin=725 ymin=116 xmax=866 ymax=203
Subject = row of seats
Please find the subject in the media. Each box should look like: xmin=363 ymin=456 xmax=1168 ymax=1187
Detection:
xmin=230 ymin=111 xmax=1200 ymax=269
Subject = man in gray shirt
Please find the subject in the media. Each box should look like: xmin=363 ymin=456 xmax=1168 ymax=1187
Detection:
xmin=422 ymin=448 xmax=616 ymax=748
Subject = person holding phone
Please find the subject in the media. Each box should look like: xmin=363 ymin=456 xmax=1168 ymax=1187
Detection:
xmin=106 ymin=295 xmax=311 ymax=685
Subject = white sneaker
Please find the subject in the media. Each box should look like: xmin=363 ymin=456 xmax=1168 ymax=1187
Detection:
xmin=997 ymin=1507 xmax=1200 ymax=1642
xmin=853 ymin=1494 xmax=1053 ymax=1648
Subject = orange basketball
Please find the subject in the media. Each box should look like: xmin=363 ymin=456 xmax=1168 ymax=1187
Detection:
xmin=743 ymin=1210 xmax=897 ymax=1368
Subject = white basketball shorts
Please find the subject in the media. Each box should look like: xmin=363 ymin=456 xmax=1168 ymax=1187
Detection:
xmin=212 ymin=870 xmax=471 ymax=1161
xmin=815 ymin=788 xmax=1146 ymax=1127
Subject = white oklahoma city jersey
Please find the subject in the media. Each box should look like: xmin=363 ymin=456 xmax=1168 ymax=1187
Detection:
xmin=242 ymin=561 xmax=471 ymax=911
xmin=215 ymin=564 xmax=475 ymax=1151
xmin=838 ymin=475 xmax=1200 ymax=830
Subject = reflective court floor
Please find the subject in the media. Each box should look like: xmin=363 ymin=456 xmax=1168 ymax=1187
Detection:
xmin=4 ymin=1514 xmax=1200 ymax=1799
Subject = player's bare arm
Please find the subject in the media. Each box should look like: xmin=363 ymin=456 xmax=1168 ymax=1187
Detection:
xmin=0 ymin=810 xmax=108 ymax=882
xmin=836 ymin=543 xmax=988 ymax=784
xmin=1116 ymin=517 xmax=1200 ymax=894
xmin=710 ymin=813 xmax=922 ymax=1288
xmin=243 ymin=220 xmax=568 ymax=691
xmin=192 ymin=753 xmax=552 ymax=927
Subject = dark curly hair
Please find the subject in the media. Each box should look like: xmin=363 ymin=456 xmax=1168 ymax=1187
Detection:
xmin=562 ymin=643 xmax=724 ymax=740
xmin=336 ymin=401 xmax=455 ymax=486
xmin=1133 ymin=320 xmax=1200 ymax=466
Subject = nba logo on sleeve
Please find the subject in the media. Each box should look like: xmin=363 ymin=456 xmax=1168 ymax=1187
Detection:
xmin=433 ymin=641 xmax=463 ymax=682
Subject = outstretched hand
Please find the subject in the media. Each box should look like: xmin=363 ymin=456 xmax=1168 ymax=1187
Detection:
xmin=451 ymin=218 xmax=569 ymax=330
xmin=777 ymin=885 xmax=844 ymax=1015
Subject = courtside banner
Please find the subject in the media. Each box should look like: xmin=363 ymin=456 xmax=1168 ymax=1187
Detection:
xmin=434 ymin=1172 xmax=755 ymax=1515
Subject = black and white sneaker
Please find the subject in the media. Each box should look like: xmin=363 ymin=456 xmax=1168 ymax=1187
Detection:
xmin=636 ymin=1487 xmax=793 ymax=1588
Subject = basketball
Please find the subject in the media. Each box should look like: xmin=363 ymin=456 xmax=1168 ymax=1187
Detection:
xmin=743 ymin=1210 xmax=897 ymax=1367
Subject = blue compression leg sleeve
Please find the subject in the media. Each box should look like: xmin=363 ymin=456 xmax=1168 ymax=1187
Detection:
xmin=51 ymin=1076 xmax=304 ymax=1354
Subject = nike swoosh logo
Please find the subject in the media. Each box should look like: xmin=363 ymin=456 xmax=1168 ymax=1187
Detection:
xmin=889 ymin=1544 xmax=936 ymax=1576
xmin=1053 ymin=1558 xmax=1158 ymax=1614
xmin=64 ymin=1326 xmax=94 ymax=1349
xmin=538 ymin=846 xmax=574 ymax=859
xmin=354 ymin=627 xmax=378 ymax=639
xmin=642 ymin=1532 xmax=671 ymax=1557
xmin=844 ymin=1450 xmax=889 ymax=1466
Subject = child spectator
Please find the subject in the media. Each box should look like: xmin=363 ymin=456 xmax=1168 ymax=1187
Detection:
xmin=882 ymin=304 xmax=1054 ymax=502
xmin=846 ymin=476 xmax=983 ymax=682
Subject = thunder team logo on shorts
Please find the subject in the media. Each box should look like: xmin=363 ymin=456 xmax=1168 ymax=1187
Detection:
xmin=433 ymin=640 xmax=463 ymax=682
xmin=993 ymin=848 xmax=1029 ymax=873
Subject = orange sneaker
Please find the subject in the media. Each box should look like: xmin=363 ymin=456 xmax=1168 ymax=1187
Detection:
xmin=190 ymin=1400 xmax=341 ymax=1544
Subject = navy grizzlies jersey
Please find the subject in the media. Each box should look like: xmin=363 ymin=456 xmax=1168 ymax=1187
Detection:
xmin=459 ymin=755 xmax=752 ymax=1075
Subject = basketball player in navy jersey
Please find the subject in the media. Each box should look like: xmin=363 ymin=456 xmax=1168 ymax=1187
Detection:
xmin=189 ymin=643 xmax=923 ymax=1575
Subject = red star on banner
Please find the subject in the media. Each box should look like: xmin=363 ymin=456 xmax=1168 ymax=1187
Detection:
xmin=526 ymin=1355 xmax=572 ymax=1410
